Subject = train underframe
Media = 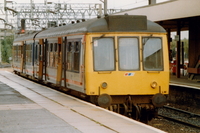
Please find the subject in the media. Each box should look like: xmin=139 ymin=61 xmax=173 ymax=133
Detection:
xmin=90 ymin=95 xmax=158 ymax=123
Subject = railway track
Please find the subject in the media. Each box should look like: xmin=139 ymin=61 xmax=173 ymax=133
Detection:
xmin=158 ymin=105 xmax=200 ymax=129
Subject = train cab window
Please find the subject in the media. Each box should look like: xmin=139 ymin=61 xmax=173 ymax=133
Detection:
xmin=93 ymin=38 xmax=115 ymax=71
xmin=143 ymin=37 xmax=163 ymax=71
xmin=118 ymin=37 xmax=139 ymax=71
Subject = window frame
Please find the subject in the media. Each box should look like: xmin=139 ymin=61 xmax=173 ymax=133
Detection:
xmin=73 ymin=41 xmax=81 ymax=72
xmin=66 ymin=39 xmax=82 ymax=73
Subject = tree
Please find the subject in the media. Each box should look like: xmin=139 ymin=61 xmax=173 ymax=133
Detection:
xmin=1 ymin=35 xmax=14 ymax=63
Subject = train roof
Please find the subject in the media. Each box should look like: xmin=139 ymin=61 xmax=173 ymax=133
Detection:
xmin=14 ymin=15 xmax=166 ymax=42
xmin=14 ymin=31 xmax=40 ymax=42
xmin=36 ymin=15 xmax=166 ymax=39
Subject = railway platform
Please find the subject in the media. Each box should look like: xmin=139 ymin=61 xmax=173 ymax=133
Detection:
xmin=170 ymin=75 xmax=200 ymax=90
xmin=0 ymin=71 xmax=165 ymax=133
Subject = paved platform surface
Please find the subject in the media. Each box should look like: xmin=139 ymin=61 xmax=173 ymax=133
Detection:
xmin=170 ymin=75 xmax=200 ymax=90
xmin=0 ymin=71 xmax=165 ymax=133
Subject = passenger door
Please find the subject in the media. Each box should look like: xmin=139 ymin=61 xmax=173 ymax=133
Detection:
xmin=63 ymin=37 xmax=85 ymax=93
xmin=56 ymin=37 xmax=62 ymax=85
xmin=38 ymin=39 xmax=44 ymax=80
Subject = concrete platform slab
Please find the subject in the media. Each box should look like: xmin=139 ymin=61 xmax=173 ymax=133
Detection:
xmin=170 ymin=75 xmax=200 ymax=90
xmin=0 ymin=71 xmax=166 ymax=133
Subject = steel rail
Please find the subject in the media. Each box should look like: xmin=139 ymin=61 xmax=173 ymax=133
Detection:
xmin=158 ymin=105 xmax=200 ymax=129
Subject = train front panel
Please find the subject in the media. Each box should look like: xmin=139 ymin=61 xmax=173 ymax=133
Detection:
xmin=84 ymin=33 xmax=169 ymax=105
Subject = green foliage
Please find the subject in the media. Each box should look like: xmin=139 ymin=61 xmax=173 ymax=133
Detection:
xmin=1 ymin=35 xmax=14 ymax=63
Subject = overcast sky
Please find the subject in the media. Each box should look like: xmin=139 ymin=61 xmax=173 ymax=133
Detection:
xmin=11 ymin=0 xmax=169 ymax=9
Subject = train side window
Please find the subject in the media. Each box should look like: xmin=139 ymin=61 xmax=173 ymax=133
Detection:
xmin=16 ymin=45 xmax=18 ymax=62
xmin=45 ymin=41 xmax=49 ymax=66
xmin=74 ymin=41 xmax=80 ymax=72
xmin=38 ymin=44 xmax=40 ymax=61
xmin=29 ymin=44 xmax=31 ymax=64
xmin=66 ymin=42 xmax=73 ymax=70
xmin=57 ymin=43 xmax=61 ymax=62
xmin=29 ymin=44 xmax=32 ymax=64
xmin=46 ymin=41 xmax=48 ymax=51
xmin=67 ymin=42 xmax=72 ymax=52
xmin=93 ymin=37 xmax=115 ymax=71
xmin=47 ymin=43 xmax=51 ymax=67
xmin=27 ymin=44 xmax=29 ymax=63
xmin=54 ymin=43 xmax=61 ymax=65
xmin=50 ymin=43 xmax=53 ymax=52
xmin=39 ymin=44 xmax=42 ymax=61
xmin=54 ymin=43 xmax=57 ymax=52
xmin=13 ymin=45 xmax=16 ymax=62
xmin=19 ymin=45 xmax=22 ymax=62
xmin=35 ymin=44 xmax=38 ymax=60
xmin=18 ymin=45 xmax=20 ymax=62
xmin=12 ymin=46 xmax=14 ymax=61
xmin=143 ymin=37 xmax=163 ymax=71
xmin=47 ymin=43 xmax=57 ymax=67
xmin=15 ymin=45 xmax=18 ymax=62
xmin=25 ymin=44 xmax=27 ymax=63
xmin=74 ymin=42 xmax=79 ymax=52
xmin=118 ymin=37 xmax=139 ymax=71
xmin=26 ymin=44 xmax=29 ymax=64
xmin=16 ymin=46 xmax=18 ymax=62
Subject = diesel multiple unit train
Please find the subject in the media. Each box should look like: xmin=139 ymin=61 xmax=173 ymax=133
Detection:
xmin=12 ymin=14 xmax=169 ymax=122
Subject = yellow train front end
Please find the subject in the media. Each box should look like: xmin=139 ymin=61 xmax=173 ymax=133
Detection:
xmin=84 ymin=32 xmax=169 ymax=121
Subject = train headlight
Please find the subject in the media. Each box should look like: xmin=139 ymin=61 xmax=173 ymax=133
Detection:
xmin=101 ymin=82 xmax=108 ymax=89
xmin=150 ymin=81 xmax=157 ymax=89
